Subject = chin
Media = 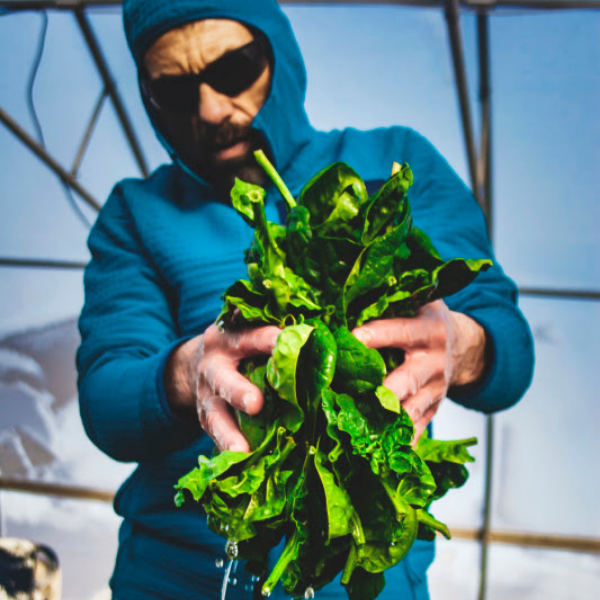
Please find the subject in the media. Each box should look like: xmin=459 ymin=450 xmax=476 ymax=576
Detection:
xmin=194 ymin=145 xmax=271 ymax=199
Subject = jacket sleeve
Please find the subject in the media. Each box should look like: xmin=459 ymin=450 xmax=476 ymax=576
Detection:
xmin=405 ymin=129 xmax=535 ymax=413
xmin=77 ymin=184 xmax=199 ymax=463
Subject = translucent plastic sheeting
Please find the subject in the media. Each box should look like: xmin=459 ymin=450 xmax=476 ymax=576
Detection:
xmin=428 ymin=537 xmax=600 ymax=600
xmin=1 ymin=492 xmax=121 ymax=600
xmin=491 ymin=297 xmax=600 ymax=538
xmin=286 ymin=5 xmax=471 ymax=185
xmin=490 ymin=11 xmax=600 ymax=291
xmin=0 ymin=270 xmax=84 ymax=337
xmin=76 ymin=98 xmax=147 ymax=202
xmin=485 ymin=544 xmax=600 ymax=600
xmin=0 ymin=11 xmax=101 ymax=169
xmin=428 ymin=538 xmax=482 ymax=600
xmin=87 ymin=10 xmax=170 ymax=171
xmin=0 ymin=123 xmax=92 ymax=258
xmin=0 ymin=316 xmax=134 ymax=489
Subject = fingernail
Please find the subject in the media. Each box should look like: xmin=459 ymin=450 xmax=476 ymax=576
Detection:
xmin=353 ymin=329 xmax=371 ymax=345
xmin=229 ymin=440 xmax=250 ymax=454
xmin=409 ymin=408 xmax=421 ymax=423
xmin=242 ymin=393 xmax=257 ymax=413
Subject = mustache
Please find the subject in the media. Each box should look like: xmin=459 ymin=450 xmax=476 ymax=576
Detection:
xmin=196 ymin=121 xmax=254 ymax=152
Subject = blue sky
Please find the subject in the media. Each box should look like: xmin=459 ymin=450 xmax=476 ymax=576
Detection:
xmin=0 ymin=2 xmax=599 ymax=540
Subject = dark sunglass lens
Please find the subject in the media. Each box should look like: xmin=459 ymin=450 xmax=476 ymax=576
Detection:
xmin=150 ymin=77 xmax=198 ymax=113
xmin=206 ymin=43 xmax=266 ymax=97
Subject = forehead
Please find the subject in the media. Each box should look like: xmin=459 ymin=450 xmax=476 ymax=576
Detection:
xmin=143 ymin=19 xmax=254 ymax=78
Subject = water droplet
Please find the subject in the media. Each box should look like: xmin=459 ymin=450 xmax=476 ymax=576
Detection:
xmin=390 ymin=542 xmax=396 ymax=547
xmin=251 ymin=576 xmax=260 ymax=582
xmin=304 ymin=587 xmax=315 ymax=599
xmin=215 ymin=557 xmax=224 ymax=569
xmin=230 ymin=578 xmax=238 ymax=586
xmin=220 ymin=559 xmax=234 ymax=600
xmin=262 ymin=586 xmax=272 ymax=597
xmin=225 ymin=540 xmax=239 ymax=559
xmin=217 ymin=320 xmax=225 ymax=333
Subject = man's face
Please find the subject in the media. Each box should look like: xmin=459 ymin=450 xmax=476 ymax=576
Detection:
xmin=143 ymin=19 xmax=272 ymax=196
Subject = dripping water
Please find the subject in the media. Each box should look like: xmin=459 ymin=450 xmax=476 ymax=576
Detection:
xmin=220 ymin=559 xmax=234 ymax=600
xmin=220 ymin=541 xmax=242 ymax=600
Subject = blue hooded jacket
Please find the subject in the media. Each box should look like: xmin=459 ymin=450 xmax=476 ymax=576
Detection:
xmin=77 ymin=1 xmax=534 ymax=598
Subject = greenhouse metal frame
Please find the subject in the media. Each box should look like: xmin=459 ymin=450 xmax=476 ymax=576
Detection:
xmin=1 ymin=1 xmax=599 ymax=599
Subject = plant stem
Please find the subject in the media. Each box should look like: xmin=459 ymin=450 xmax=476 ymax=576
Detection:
xmin=254 ymin=150 xmax=297 ymax=211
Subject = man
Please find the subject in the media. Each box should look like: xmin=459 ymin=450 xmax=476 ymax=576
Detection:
xmin=77 ymin=1 xmax=534 ymax=599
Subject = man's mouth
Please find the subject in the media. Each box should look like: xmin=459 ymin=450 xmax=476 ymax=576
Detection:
xmin=212 ymin=139 xmax=251 ymax=162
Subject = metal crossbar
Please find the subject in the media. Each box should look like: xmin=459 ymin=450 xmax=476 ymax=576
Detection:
xmin=3 ymin=1 xmax=600 ymax=11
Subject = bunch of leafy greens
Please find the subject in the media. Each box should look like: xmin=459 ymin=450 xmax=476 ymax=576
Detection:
xmin=175 ymin=151 xmax=488 ymax=599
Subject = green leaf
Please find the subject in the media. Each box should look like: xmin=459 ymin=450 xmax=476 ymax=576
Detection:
xmin=415 ymin=429 xmax=477 ymax=500
xmin=417 ymin=508 xmax=451 ymax=540
xmin=301 ymin=319 xmax=338 ymax=407
xmin=174 ymin=450 xmax=250 ymax=505
xmin=267 ymin=323 xmax=314 ymax=432
xmin=332 ymin=327 xmax=386 ymax=396
xmin=375 ymin=386 xmax=399 ymax=414
xmin=178 ymin=160 xmax=484 ymax=600
xmin=298 ymin=162 xmax=367 ymax=234
xmin=344 ymin=569 xmax=385 ymax=600
xmin=230 ymin=178 xmax=267 ymax=227
xmin=361 ymin=163 xmax=413 ymax=244
xmin=314 ymin=450 xmax=358 ymax=541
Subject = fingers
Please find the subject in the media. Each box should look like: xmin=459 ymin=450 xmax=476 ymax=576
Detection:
xmin=383 ymin=351 xmax=444 ymax=404
xmin=196 ymin=323 xmax=281 ymax=453
xmin=197 ymin=393 xmax=250 ymax=453
xmin=411 ymin=404 xmax=440 ymax=446
xmin=205 ymin=323 xmax=280 ymax=358
xmin=401 ymin=385 xmax=440 ymax=426
xmin=353 ymin=300 xmax=450 ymax=351
xmin=200 ymin=355 xmax=264 ymax=415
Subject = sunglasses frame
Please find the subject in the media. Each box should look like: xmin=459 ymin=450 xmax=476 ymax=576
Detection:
xmin=140 ymin=34 xmax=271 ymax=114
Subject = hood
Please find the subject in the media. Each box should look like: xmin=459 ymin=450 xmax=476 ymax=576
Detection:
xmin=123 ymin=0 xmax=316 ymax=193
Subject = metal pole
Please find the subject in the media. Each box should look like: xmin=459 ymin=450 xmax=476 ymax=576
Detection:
xmin=73 ymin=8 xmax=149 ymax=178
xmin=0 ymin=478 xmax=114 ymax=504
xmin=0 ymin=258 xmax=87 ymax=269
xmin=3 ymin=1 xmax=600 ymax=11
xmin=518 ymin=287 xmax=600 ymax=301
xmin=0 ymin=105 xmax=101 ymax=211
xmin=476 ymin=13 xmax=493 ymax=600
xmin=477 ymin=12 xmax=492 ymax=230
xmin=450 ymin=527 xmax=600 ymax=553
xmin=445 ymin=0 xmax=480 ymax=201
xmin=71 ymin=87 xmax=108 ymax=176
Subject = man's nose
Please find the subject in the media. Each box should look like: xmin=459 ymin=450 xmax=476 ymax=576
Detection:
xmin=198 ymin=83 xmax=233 ymax=125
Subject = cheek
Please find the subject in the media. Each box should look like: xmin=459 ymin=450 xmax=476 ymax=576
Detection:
xmin=236 ymin=66 xmax=271 ymax=118
xmin=163 ymin=114 xmax=203 ymax=145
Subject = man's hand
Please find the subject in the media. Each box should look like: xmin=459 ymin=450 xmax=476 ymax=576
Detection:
xmin=164 ymin=323 xmax=280 ymax=453
xmin=353 ymin=300 xmax=489 ymax=442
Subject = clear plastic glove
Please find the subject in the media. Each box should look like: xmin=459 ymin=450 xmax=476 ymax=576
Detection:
xmin=352 ymin=299 xmax=488 ymax=443
xmin=164 ymin=322 xmax=280 ymax=453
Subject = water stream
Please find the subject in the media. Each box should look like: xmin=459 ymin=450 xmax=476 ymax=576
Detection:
xmin=218 ymin=540 xmax=317 ymax=600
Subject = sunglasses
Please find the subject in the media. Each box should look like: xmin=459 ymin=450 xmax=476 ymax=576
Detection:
xmin=142 ymin=37 xmax=270 ymax=114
